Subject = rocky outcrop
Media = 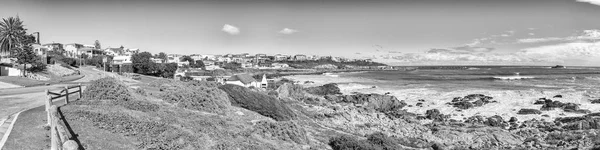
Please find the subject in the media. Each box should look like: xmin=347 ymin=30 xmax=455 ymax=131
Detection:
xmin=591 ymin=99 xmax=600 ymax=104
xmin=425 ymin=109 xmax=449 ymax=122
xmin=555 ymin=113 xmax=600 ymax=130
xmin=447 ymin=94 xmax=495 ymax=109
xmin=337 ymin=94 xmax=407 ymax=113
xmin=539 ymin=100 xmax=589 ymax=114
xmin=517 ymin=109 xmax=542 ymax=115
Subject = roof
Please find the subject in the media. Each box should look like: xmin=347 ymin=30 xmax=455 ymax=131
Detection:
xmin=78 ymin=48 xmax=102 ymax=52
xmin=227 ymin=74 xmax=256 ymax=84
xmin=64 ymin=43 xmax=83 ymax=46
xmin=42 ymin=43 xmax=62 ymax=46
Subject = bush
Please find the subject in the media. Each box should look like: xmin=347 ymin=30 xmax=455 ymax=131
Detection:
xmin=159 ymin=80 xmax=231 ymax=114
xmin=305 ymin=83 xmax=342 ymax=96
xmin=329 ymin=132 xmax=402 ymax=150
xmin=117 ymin=100 xmax=159 ymax=112
xmin=252 ymin=121 xmax=308 ymax=144
xmin=83 ymin=77 xmax=132 ymax=101
xmin=219 ymin=84 xmax=297 ymax=121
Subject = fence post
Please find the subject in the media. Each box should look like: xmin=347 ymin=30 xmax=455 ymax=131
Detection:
xmin=46 ymin=90 xmax=51 ymax=126
xmin=78 ymin=83 xmax=82 ymax=99
xmin=50 ymin=105 xmax=59 ymax=150
xmin=64 ymin=86 xmax=69 ymax=104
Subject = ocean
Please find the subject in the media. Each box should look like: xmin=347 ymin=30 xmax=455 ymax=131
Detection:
xmin=290 ymin=66 xmax=600 ymax=97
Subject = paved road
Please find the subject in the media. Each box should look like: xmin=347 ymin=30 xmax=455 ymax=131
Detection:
xmin=0 ymin=66 xmax=104 ymax=125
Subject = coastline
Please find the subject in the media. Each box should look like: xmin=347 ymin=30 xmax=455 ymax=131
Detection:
xmin=285 ymin=72 xmax=600 ymax=122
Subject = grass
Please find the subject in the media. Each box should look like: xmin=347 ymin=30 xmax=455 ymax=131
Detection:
xmin=1 ymin=106 xmax=50 ymax=150
xmin=0 ymin=76 xmax=47 ymax=87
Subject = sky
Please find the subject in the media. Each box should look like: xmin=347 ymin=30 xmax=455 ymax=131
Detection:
xmin=1 ymin=0 xmax=600 ymax=66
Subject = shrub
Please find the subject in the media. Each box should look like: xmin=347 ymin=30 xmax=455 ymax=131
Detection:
xmin=117 ymin=100 xmax=159 ymax=112
xmin=219 ymin=84 xmax=297 ymax=121
xmin=329 ymin=135 xmax=377 ymax=150
xmin=329 ymin=132 xmax=402 ymax=150
xmin=252 ymin=121 xmax=308 ymax=144
xmin=83 ymin=77 xmax=132 ymax=101
xmin=159 ymin=80 xmax=231 ymax=114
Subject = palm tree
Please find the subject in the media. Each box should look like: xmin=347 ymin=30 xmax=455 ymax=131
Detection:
xmin=0 ymin=17 xmax=27 ymax=58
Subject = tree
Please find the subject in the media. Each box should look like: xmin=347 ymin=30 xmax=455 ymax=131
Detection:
xmin=156 ymin=52 xmax=167 ymax=60
xmin=222 ymin=62 xmax=241 ymax=70
xmin=131 ymin=51 xmax=154 ymax=74
xmin=191 ymin=60 xmax=205 ymax=69
xmin=94 ymin=40 xmax=101 ymax=49
xmin=180 ymin=55 xmax=194 ymax=63
xmin=15 ymin=45 xmax=39 ymax=75
xmin=0 ymin=16 xmax=27 ymax=57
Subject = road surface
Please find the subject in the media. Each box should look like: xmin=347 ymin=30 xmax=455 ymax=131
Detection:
xmin=0 ymin=66 xmax=105 ymax=126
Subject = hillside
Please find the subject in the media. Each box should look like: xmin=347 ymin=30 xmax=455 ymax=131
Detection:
xmin=59 ymin=77 xmax=600 ymax=150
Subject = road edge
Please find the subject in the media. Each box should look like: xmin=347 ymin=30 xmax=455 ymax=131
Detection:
xmin=0 ymin=110 xmax=24 ymax=150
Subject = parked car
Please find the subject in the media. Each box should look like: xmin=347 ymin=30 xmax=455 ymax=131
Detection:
xmin=131 ymin=74 xmax=141 ymax=80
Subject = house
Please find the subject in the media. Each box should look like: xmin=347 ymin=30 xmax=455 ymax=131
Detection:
xmin=241 ymin=62 xmax=253 ymax=68
xmin=32 ymin=44 xmax=48 ymax=56
xmin=64 ymin=43 xmax=83 ymax=58
xmin=293 ymin=54 xmax=307 ymax=61
xmin=260 ymin=74 xmax=268 ymax=89
xmin=42 ymin=43 xmax=63 ymax=52
xmin=225 ymin=74 xmax=260 ymax=88
xmin=150 ymin=58 xmax=164 ymax=63
xmin=112 ymin=55 xmax=132 ymax=65
xmin=274 ymin=54 xmax=288 ymax=61
xmin=271 ymin=63 xmax=289 ymax=69
xmin=78 ymin=48 xmax=104 ymax=57
xmin=104 ymin=47 xmax=124 ymax=56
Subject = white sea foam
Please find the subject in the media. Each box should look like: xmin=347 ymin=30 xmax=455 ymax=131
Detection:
xmin=492 ymin=76 xmax=535 ymax=80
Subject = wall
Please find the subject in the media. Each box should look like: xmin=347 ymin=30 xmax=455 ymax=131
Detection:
xmin=0 ymin=66 xmax=23 ymax=76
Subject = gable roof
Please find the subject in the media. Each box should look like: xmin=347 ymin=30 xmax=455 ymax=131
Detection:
xmin=228 ymin=74 xmax=256 ymax=84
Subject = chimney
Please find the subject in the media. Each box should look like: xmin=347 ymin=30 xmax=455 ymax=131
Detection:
xmin=36 ymin=32 xmax=40 ymax=44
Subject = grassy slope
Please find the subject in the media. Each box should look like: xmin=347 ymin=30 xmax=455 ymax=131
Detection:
xmin=0 ymin=76 xmax=46 ymax=87
xmin=60 ymin=78 xmax=311 ymax=149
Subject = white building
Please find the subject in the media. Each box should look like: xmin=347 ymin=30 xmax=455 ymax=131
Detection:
xmin=225 ymin=74 xmax=260 ymax=88
xmin=112 ymin=55 xmax=132 ymax=64
xmin=64 ymin=43 xmax=83 ymax=58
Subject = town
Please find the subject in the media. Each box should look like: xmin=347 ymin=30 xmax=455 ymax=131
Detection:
xmin=1 ymin=31 xmax=390 ymax=88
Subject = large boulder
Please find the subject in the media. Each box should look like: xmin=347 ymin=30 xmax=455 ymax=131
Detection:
xmin=338 ymin=94 xmax=407 ymax=112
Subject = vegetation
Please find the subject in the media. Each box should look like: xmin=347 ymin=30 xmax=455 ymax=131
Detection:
xmin=219 ymin=84 xmax=297 ymax=121
xmin=156 ymin=79 xmax=231 ymax=114
xmin=328 ymin=132 xmax=402 ymax=150
xmin=83 ymin=77 xmax=133 ymax=101
xmin=305 ymin=83 xmax=342 ymax=95
xmin=131 ymin=51 xmax=179 ymax=78
xmin=0 ymin=16 xmax=46 ymax=72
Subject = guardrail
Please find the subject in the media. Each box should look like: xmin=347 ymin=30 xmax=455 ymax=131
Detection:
xmin=45 ymin=84 xmax=82 ymax=150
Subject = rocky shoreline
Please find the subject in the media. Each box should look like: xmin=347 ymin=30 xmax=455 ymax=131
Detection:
xmin=279 ymin=82 xmax=600 ymax=149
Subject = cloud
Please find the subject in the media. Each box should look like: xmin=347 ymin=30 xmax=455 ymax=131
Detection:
xmin=517 ymin=42 xmax=600 ymax=65
xmin=577 ymin=0 xmax=600 ymax=6
xmin=222 ymin=24 xmax=240 ymax=35
xmin=528 ymin=33 xmax=535 ymax=36
xmin=452 ymin=46 xmax=495 ymax=53
xmin=517 ymin=37 xmax=565 ymax=43
xmin=279 ymin=28 xmax=299 ymax=34
xmin=517 ymin=30 xmax=600 ymax=43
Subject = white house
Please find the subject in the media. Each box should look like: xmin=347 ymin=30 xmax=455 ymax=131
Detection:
xmin=64 ymin=43 xmax=83 ymax=58
xmin=112 ymin=55 xmax=132 ymax=65
xmin=225 ymin=74 xmax=260 ymax=88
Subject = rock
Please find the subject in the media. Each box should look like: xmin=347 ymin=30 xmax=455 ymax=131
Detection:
xmin=590 ymin=99 xmax=600 ymax=104
xmin=517 ymin=109 xmax=542 ymax=115
xmin=553 ymin=95 xmax=563 ymax=98
xmin=426 ymin=109 xmax=448 ymax=121
xmin=407 ymin=105 xmax=413 ymax=107
xmin=555 ymin=115 xmax=600 ymax=130
xmin=338 ymin=94 xmax=407 ymax=113
xmin=416 ymin=102 xmax=423 ymax=107
xmin=509 ymin=117 xmax=518 ymax=122
xmin=565 ymin=109 xmax=591 ymax=114
xmin=542 ymin=114 xmax=549 ymax=117
xmin=447 ymin=94 xmax=494 ymax=109
xmin=418 ymin=99 xmax=426 ymax=102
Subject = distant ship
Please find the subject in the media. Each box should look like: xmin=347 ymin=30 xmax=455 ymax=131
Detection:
xmin=551 ymin=65 xmax=566 ymax=69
